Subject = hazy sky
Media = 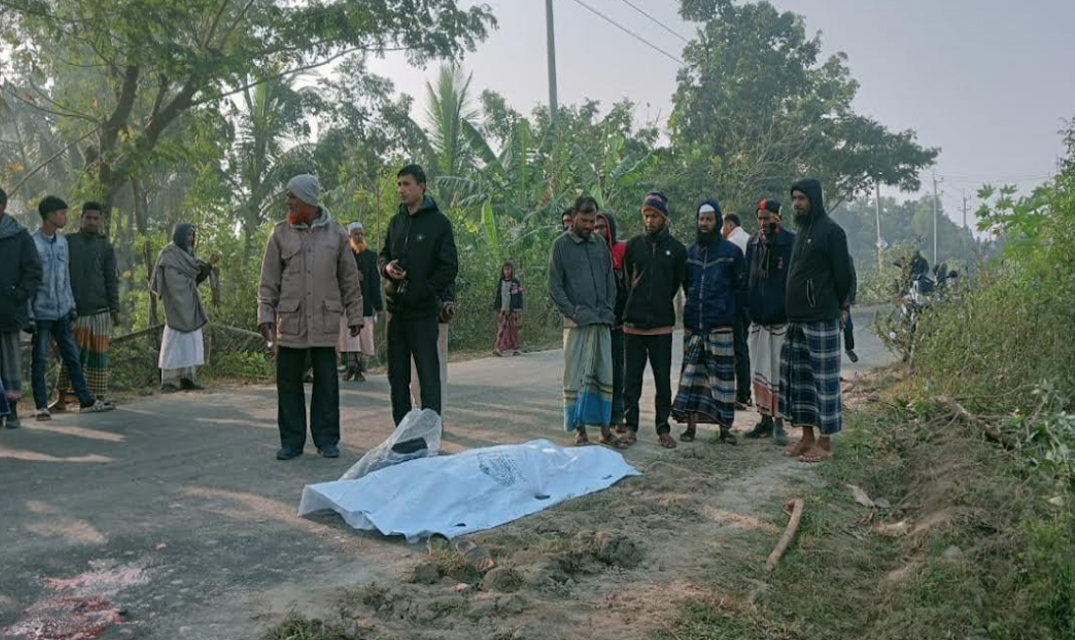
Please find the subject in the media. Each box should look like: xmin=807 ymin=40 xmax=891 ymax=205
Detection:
xmin=367 ymin=0 xmax=1075 ymax=222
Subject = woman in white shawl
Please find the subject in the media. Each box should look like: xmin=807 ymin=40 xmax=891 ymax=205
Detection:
xmin=150 ymin=223 xmax=220 ymax=392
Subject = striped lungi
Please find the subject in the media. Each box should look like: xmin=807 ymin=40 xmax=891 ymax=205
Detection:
xmin=749 ymin=323 xmax=787 ymax=417
xmin=0 ymin=330 xmax=21 ymax=400
xmin=671 ymin=328 xmax=736 ymax=428
xmin=58 ymin=311 xmax=112 ymax=401
xmin=779 ymin=319 xmax=842 ymax=435
xmin=562 ymin=325 xmax=613 ymax=432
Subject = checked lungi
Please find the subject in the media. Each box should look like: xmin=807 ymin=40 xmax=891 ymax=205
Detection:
xmin=0 ymin=331 xmax=22 ymax=401
xmin=562 ymin=325 xmax=613 ymax=432
xmin=58 ymin=311 xmax=112 ymax=402
xmin=671 ymin=328 xmax=736 ymax=428
xmin=749 ymin=323 xmax=787 ymax=417
xmin=779 ymin=319 xmax=842 ymax=435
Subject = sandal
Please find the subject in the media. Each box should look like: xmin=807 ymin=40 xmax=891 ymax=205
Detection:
xmin=574 ymin=428 xmax=592 ymax=446
xmin=784 ymin=440 xmax=810 ymax=458
xmin=679 ymin=429 xmax=696 ymax=443
xmin=799 ymin=446 xmax=832 ymax=463
xmin=658 ymin=433 xmax=678 ymax=449
xmin=619 ymin=430 xmax=637 ymax=447
xmin=598 ymin=426 xmax=629 ymax=449
xmin=613 ymin=424 xmax=629 ymax=436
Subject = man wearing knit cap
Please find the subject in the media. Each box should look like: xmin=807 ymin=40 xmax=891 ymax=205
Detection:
xmin=780 ymin=179 xmax=853 ymax=463
xmin=620 ymin=190 xmax=688 ymax=449
xmin=258 ymin=174 xmax=364 ymax=460
xmin=337 ymin=221 xmax=382 ymax=382
xmin=744 ymin=198 xmax=795 ymax=445
xmin=671 ymin=199 xmax=744 ymax=445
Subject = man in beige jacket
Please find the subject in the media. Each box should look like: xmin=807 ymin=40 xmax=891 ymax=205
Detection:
xmin=258 ymin=174 xmax=363 ymax=460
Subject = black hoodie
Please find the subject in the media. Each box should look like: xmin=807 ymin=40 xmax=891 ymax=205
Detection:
xmin=379 ymin=196 xmax=459 ymax=319
xmin=785 ymin=179 xmax=853 ymax=323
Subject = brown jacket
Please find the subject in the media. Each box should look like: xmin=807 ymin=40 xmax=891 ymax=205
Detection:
xmin=257 ymin=210 xmax=363 ymax=348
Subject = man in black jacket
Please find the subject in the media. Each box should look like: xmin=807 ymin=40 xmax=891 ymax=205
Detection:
xmin=0 ymin=187 xmax=43 ymax=428
xmin=380 ymin=164 xmax=458 ymax=425
xmin=621 ymin=191 xmax=688 ymax=449
xmin=339 ymin=221 xmax=383 ymax=382
xmin=54 ymin=202 xmax=120 ymax=409
xmin=779 ymin=179 xmax=853 ymax=463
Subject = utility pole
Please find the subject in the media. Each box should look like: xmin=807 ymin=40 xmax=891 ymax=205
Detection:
xmin=931 ymin=170 xmax=941 ymax=265
xmin=874 ymin=180 xmax=883 ymax=272
xmin=545 ymin=0 xmax=559 ymax=128
xmin=962 ymin=190 xmax=968 ymax=229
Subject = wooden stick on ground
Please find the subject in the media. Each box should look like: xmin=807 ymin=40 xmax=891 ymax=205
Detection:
xmin=763 ymin=498 xmax=805 ymax=580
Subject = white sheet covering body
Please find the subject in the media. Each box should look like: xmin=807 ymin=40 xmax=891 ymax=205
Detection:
xmin=298 ymin=439 xmax=641 ymax=542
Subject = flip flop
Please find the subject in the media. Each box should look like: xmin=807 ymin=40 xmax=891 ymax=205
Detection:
xmin=799 ymin=448 xmax=832 ymax=463
xmin=679 ymin=429 xmax=696 ymax=443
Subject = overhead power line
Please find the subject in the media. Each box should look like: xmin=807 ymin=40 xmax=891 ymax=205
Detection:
xmin=569 ymin=0 xmax=685 ymax=65
xmin=614 ymin=0 xmax=691 ymax=44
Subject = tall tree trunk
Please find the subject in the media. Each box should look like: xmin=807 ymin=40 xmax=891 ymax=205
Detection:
xmin=132 ymin=179 xmax=158 ymax=331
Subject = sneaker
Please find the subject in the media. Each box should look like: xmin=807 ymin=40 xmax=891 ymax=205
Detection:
xmin=318 ymin=445 xmax=340 ymax=459
xmin=79 ymin=399 xmax=115 ymax=413
xmin=276 ymin=447 xmax=303 ymax=461
xmin=35 ymin=408 xmax=51 ymax=422
xmin=160 ymin=383 xmax=180 ymax=393
xmin=773 ymin=420 xmax=790 ymax=446
xmin=745 ymin=418 xmax=773 ymax=439
xmin=846 ymin=350 xmax=859 ymax=363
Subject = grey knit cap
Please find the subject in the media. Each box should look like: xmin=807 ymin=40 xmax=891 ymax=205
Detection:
xmin=287 ymin=174 xmax=321 ymax=207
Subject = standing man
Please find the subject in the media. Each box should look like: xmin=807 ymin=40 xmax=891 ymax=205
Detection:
xmin=595 ymin=211 xmax=628 ymax=433
xmin=30 ymin=196 xmax=114 ymax=420
xmin=722 ymin=212 xmax=753 ymax=408
xmin=671 ymin=200 xmax=744 ymax=445
xmin=258 ymin=175 xmax=364 ymax=460
xmin=743 ymin=199 xmax=795 ymax=445
xmin=380 ymin=164 xmax=458 ymax=425
xmin=560 ymin=208 xmax=574 ymax=232
xmin=338 ymin=221 xmax=382 ymax=382
xmin=53 ymin=202 xmax=119 ymax=411
xmin=621 ymin=191 xmax=688 ymax=449
xmin=0 ymin=187 xmax=43 ymax=428
xmin=548 ymin=196 xmax=620 ymax=447
xmin=780 ymin=179 xmax=853 ymax=463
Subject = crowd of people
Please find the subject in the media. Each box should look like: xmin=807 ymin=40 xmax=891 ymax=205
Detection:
xmin=0 ymin=168 xmax=857 ymax=464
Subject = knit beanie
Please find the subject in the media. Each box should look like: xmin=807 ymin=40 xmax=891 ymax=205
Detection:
xmin=641 ymin=190 xmax=670 ymax=218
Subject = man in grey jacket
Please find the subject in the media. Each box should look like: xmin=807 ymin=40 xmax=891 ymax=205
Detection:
xmin=548 ymin=196 xmax=623 ymax=448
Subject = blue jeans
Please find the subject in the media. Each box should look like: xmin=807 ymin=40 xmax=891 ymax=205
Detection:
xmin=33 ymin=317 xmax=92 ymax=409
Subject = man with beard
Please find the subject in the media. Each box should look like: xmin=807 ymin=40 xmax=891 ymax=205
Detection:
xmin=380 ymin=164 xmax=458 ymax=426
xmin=595 ymin=211 xmax=628 ymax=432
xmin=780 ymin=179 xmax=853 ymax=463
xmin=743 ymin=199 xmax=795 ymax=445
xmin=548 ymin=196 xmax=620 ymax=447
xmin=671 ymin=200 xmax=744 ymax=444
xmin=0 ymin=187 xmax=43 ymax=428
xmin=621 ymin=191 xmax=688 ymax=449
xmin=338 ymin=221 xmax=382 ymax=382
xmin=53 ymin=202 xmax=119 ymax=410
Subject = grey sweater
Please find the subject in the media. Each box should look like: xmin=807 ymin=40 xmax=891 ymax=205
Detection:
xmin=547 ymin=231 xmax=616 ymax=327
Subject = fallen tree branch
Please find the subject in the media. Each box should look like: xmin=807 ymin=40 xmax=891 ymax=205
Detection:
xmin=936 ymin=396 xmax=1017 ymax=450
xmin=764 ymin=498 xmax=805 ymax=579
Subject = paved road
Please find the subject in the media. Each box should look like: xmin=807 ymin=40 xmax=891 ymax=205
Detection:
xmin=0 ymin=307 xmax=890 ymax=639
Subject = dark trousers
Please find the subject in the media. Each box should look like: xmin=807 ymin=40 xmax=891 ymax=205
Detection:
xmin=276 ymin=346 xmax=339 ymax=451
xmin=32 ymin=318 xmax=92 ymax=409
xmin=733 ymin=307 xmax=751 ymax=403
xmin=843 ymin=312 xmax=856 ymax=351
xmin=624 ymin=333 xmax=673 ymax=434
xmin=387 ymin=314 xmax=441 ymax=425
xmin=610 ymin=327 xmax=625 ymax=426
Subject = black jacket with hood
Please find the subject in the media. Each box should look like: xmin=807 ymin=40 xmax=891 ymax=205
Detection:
xmin=622 ymin=225 xmax=688 ymax=331
xmin=0 ymin=214 xmax=43 ymax=332
xmin=379 ymin=196 xmax=459 ymax=319
xmin=785 ymin=179 xmax=853 ymax=323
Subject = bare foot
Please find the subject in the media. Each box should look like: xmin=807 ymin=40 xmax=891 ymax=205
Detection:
xmin=798 ymin=446 xmax=833 ymax=463
xmin=783 ymin=440 xmax=809 ymax=457
xmin=658 ymin=433 xmax=678 ymax=449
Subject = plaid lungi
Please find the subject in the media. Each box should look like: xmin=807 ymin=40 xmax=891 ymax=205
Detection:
xmin=779 ymin=319 xmax=842 ymax=435
xmin=562 ymin=325 xmax=613 ymax=432
xmin=671 ymin=328 xmax=736 ymax=428
xmin=58 ymin=311 xmax=112 ymax=401
xmin=749 ymin=323 xmax=787 ymax=417
xmin=0 ymin=330 xmax=24 ymax=400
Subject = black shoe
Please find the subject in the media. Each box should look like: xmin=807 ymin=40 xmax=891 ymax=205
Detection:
xmin=846 ymin=349 xmax=859 ymax=363
xmin=353 ymin=371 xmax=366 ymax=382
xmin=718 ymin=428 xmax=738 ymax=445
xmin=318 ymin=445 xmax=340 ymax=458
xmin=160 ymin=383 xmax=180 ymax=393
xmin=773 ymin=420 xmax=790 ymax=446
xmin=276 ymin=447 xmax=303 ymax=460
xmin=180 ymin=378 xmax=205 ymax=391
xmin=6 ymin=403 xmax=19 ymax=429
xmin=745 ymin=417 xmax=773 ymax=439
